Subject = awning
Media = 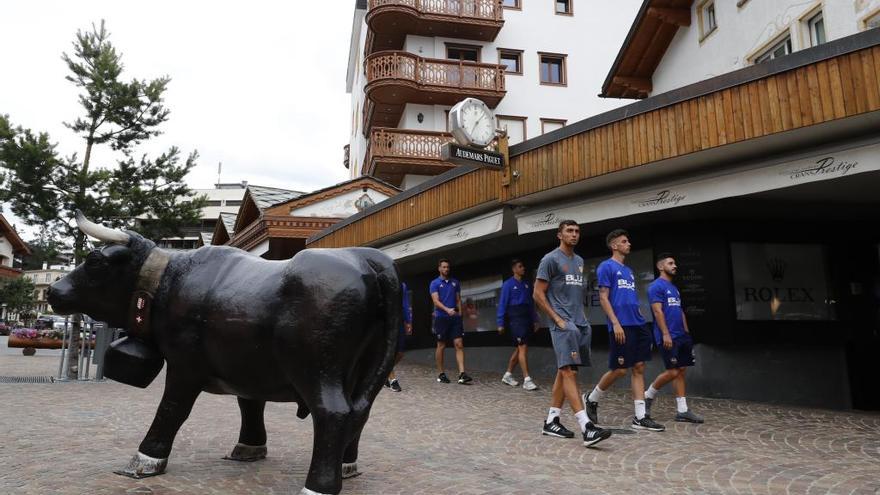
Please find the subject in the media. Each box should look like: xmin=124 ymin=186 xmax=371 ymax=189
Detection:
xmin=382 ymin=209 xmax=505 ymax=260
xmin=517 ymin=140 xmax=880 ymax=234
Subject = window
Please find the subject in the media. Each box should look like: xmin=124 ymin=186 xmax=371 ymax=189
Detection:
xmin=225 ymin=200 xmax=242 ymax=206
xmin=807 ymin=11 xmax=826 ymax=46
xmin=205 ymin=200 xmax=222 ymax=207
xmin=539 ymin=53 xmax=567 ymax=85
xmin=501 ymin=0 xmax=520 ymax=9
xmin=698 ymin=0 xmax=717 ymax=39
xmin=754 ymin=35 xmax=792 ymax=63
xmin=446 ymin=44 xmax=480 ymax=62
xmin=497 ymin=116 xmax=527 ymax=145
xmin=555 ymin=0 xmax=572 ymax=15
xmin=864 ymin=9 xmax=880 ymax=30
xmin=498 ymin=49 xmax=522 ymax=75
xmin=541 ymin=118 xmax=566 ymax=134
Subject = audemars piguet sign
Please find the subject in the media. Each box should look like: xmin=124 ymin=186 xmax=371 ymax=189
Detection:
xmin=441 ymin=143 xmax=505 ymax=169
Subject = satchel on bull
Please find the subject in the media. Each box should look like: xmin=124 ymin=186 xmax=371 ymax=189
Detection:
xmin=47 ymin=211 xmax=403 ymax=495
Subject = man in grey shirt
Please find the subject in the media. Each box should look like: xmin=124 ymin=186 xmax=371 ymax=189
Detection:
xmin=534 ymin=220 xmax=612 ymax=448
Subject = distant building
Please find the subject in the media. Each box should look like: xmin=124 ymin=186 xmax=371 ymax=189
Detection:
xmin=0 ymin=213 xmax=30 ymax=279
xmin=155 ymin=182 xmax=250 ymax=250
xmin=23 ymin=265 xmax=73 ymax=315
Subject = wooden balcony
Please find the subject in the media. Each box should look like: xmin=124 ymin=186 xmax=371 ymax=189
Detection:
xmin=366 ymin=0 xmax=504 ymax=55
xmin=367 ymin=128 xmax=456 ymax=185
xmin=364 ymin=51 xmax=506 ymax=130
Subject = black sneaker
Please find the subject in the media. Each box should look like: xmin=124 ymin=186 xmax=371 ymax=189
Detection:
xmin=631 ymin=415 xmax=666 ymax=432
xmin=541 ymin=417 xmax=575 ymax=438
xmin=675 ymin=410 xmax=704 ymax=423
xmin=582 ymin=423 xmax=612 ymax=447
xmin=582 ymin=393 xmax=599 ymax=424
xmin=389 ymin=379 xmax=402 ymax=392
xmin=457 ymin=372 xmax=473 ymax=384
xmin=437 ymin=372 xmax=450 ymax=384
xmin=645 ymin=396 xmax=654 ymax=417
xmin=383 ymin=379 xmax=391 ymax=389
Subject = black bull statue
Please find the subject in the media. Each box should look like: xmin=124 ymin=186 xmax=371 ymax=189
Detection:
xmin=47 ymin=213 xmax=401 ymax=495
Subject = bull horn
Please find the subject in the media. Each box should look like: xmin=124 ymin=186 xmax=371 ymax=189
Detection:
xmin=75 ymin=210 xmax=130 ymax=244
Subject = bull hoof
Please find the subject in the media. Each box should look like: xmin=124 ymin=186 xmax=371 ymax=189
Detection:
xmin=299 ymin=489 xmax=333 ymax=495
xmin=223 ymin=443 xmax=267 ymax=462
xmin=114 ymin=452 xmax=168 ymax=479
xmin=341 ymin=461 xmax=361 ymax=479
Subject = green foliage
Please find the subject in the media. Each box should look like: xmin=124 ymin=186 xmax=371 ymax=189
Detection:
xmin=0 ymin=20 xmax=206 ymax=259
xmin=0 ymin=276 xmax=36 ymax=317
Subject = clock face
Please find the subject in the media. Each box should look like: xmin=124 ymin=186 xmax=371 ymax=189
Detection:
xmin=450 ymin=98 xmax=495 ymax=147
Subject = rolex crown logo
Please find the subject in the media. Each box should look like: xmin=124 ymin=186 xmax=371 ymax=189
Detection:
xmin=766 ymin=257 xmax=787 ymax=282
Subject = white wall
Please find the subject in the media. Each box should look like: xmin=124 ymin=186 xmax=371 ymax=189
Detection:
xmin=652 ymin=0 xmax=880 ymax=95
xmin=401 ymin=174 xmax=433 ymax=190
xmin=0 ymin=236 xmax=13 ymax=267
xmin=290 ymin=188 xmax=392 ymax=218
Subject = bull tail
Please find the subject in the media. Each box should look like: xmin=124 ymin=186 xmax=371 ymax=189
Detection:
xmin=351 ymin=254 xmax=401 ymax=411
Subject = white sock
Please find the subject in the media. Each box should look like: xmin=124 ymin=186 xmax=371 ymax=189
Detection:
xmin=676 ymin=397 xmax=688 ymax=413
xmin=634 ymin=400 xmax=646 ymax=419
xmin=575 ymin=409 xmax=590 ymax=432
xmin=546 ymin=407 xmax=561 ymax=424
xmin=645 ymin=385 xmax=659 ymax=399
xmin=523 ymin=376 xmax=531 ymax=382
xmin=503 ymin=371 xmax=513 ymax=378
xmin=587 ymin=385 xmax=606 ymax=403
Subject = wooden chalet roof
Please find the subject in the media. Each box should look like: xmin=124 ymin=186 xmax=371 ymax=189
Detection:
xmin=0 ymin=214 xmax=31 ymax=256
xmin=601 ymin=0 xmax=694 ymax=99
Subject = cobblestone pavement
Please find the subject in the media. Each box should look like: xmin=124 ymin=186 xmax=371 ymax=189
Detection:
xmin=1 ymin=347 xmax=879 ymax=495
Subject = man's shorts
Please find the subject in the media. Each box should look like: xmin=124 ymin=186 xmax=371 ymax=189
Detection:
xmin=608 ymin=324 xmax=652 ymax=369
xmin=397 ymin=324 xmax=407 ymax=353
xmin=550 ymin=321 xmax=592 ymax=369
xmin=660 ymin=334 xmax=695 ymax=369
xmin=507 ymin=305 xmax=533 ymax=346
xmin=433 ymin=315 xmax=464 ymax=342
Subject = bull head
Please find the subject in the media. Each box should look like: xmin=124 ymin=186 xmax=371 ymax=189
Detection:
xmin=47 ymin=213 xmax=155 ymax=328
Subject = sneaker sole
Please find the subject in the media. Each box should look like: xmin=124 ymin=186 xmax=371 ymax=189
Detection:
xmin=675 ymin=417 xmax=704 ymax=423
xmin=501 ymin=380 xmax=519 ymax=387
xmin=458 ymin=380 xmax=473 ymax=384
xmin=583 ymin=433 xmax=611 ymax=447
xmin=523 ymin=386 xmax=538 ymax=391
xmin=541 ymin=430 xmax=573 ymax=439
xmin=630 ymin=423 xmax=666 ymax=432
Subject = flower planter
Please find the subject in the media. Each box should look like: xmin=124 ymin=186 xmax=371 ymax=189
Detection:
xmin=7 ymin=335 xmax=65 ymax=349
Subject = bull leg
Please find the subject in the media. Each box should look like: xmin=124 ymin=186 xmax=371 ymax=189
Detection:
xmin=341 ymin=401 xmax=373 ymax=479
xmin=224 ymin=397 xmax=268 ymax=462
xmin=115 ymin=373 xmax=202 ymax=479
xmin=301 ymin=383 xmax=351 ymax=495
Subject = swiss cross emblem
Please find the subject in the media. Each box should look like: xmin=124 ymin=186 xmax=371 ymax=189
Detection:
xmin=135 ymin=316 xmax=143 ymax=324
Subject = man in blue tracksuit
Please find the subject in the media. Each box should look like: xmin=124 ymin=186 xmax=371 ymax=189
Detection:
xmin=430 ymin=259 xmax=472 ymax=384
xmin=497 ymin=258 xmax=540 ymax=391
xmin=386 ymin=282 xmax=412 ymax=392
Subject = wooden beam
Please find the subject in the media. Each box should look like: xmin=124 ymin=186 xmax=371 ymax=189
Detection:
xmin=613 ymin=76 xmax=653 ymax=93
xmin=646 ymin=7 xmax=690 ymax=27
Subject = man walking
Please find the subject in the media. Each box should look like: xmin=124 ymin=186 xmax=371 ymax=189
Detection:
xmin=534 ymin=220 xmax=611 ymax=447
xmin=385 ymin=281 xmax=413 ymax=392
xmin=644 ymin=253 xmax=704 ymax=423
xmin=497 ymin=258 xmax=539 ymax=391
xmin=430 ymin=259 xmax=472 ymax=384
xmin=585 ymin=229 xmax=665 ymax=432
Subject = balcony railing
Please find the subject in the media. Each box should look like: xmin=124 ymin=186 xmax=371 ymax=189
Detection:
xmin=367 ymin=128 xmax=456 ymax=183
xmin=369 ymin=0 xmax=503 ymax=22
xmin=366 ymin=51 xmax=505 ymax=94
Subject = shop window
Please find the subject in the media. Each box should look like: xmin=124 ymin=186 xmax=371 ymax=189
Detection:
xmin=541 ymin=118 xmax=566 ymax=134
xmin=497 ymin=115 xmax=527 ymax=144
xmin=754 ymin=35 xmax=792 ymax=64
xmin=555 ymin=0 xmax=573 ymax=15
xmin=539 ymin=53 xmax=567 ymax=85
xmin=698 ymin=0 xmax=717 ymax=40
xmin=731 ymin=243 xmax=836 ymax=321
xmin=807 ymin=11 xmax=826 ymax=47
xmin=446 ymin=44 xmax=480 ymax=62
xmin=460 ymin=275 xmax=503 ymax=333
xmin=502 ymin=0 xmax=521 ymax=9
xmin=498 ymin=49 xmax=523 ymax=75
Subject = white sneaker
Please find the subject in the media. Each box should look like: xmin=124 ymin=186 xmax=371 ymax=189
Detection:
xmin=522 ymin=377 xmax=538 ymax=391
xmin=501 ymin=373 xmax=519 ymax=387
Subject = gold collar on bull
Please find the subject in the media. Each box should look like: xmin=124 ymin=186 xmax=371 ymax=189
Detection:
xmin=128 ymin=249 xmax=171 ymax=338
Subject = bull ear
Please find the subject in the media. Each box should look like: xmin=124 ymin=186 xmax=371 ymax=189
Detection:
xmin=103 ymin=244 xmax=132 ymax=264
xmin=76 ymin=210 xmax=130 ymax=244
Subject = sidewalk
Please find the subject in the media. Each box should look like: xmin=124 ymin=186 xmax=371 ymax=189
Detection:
xmin=0 ymin=347 xmax=878 ymax=494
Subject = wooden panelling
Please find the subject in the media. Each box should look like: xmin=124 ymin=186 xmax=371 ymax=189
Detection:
xmin=311 ymin=45 xmax=880 ymax=249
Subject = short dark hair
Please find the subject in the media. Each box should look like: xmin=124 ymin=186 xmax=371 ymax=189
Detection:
xmin=557 ymin=219 xmax=579 ymax=232
xmin=510 ymin=258 xmax=523 ymax=268
xmin=655 ymin=252 xmax=675 ymax=264
xmin=438 ymin=258 xmax=450 ymax=266
xmin=605 ymin=228 xmax=629 ymax=247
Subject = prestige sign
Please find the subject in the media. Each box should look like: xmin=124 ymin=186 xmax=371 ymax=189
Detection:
xmin=441 ymin=143 xmax=505 ymax=170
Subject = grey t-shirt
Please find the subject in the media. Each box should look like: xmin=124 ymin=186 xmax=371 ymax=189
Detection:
xmin=536 ymin=248 xmax=588 ymax=327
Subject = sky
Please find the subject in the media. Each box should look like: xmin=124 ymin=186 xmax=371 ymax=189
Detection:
xmin=1 ymin=0 xmax=642 ymax=240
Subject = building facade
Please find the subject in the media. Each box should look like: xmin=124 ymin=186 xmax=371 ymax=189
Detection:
xmin=311 ymin=24 xmax=880 ymax=411
xmin=345 ymin=0 xmax=640 ymax=188
xmin=154 ymin=182 xmax=249 ymax=250
xmin=23 ymin=265 xmax=73 ymax=315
